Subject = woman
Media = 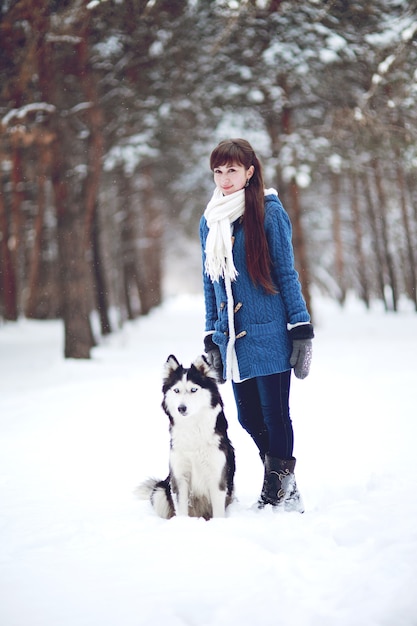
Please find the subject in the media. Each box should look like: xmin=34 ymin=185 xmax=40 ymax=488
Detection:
xmin=199 ymin=138 xmax=313 ymax=512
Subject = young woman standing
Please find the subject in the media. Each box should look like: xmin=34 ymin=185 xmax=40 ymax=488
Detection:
xmin=200 ymin=138 xmax=314 ymax=512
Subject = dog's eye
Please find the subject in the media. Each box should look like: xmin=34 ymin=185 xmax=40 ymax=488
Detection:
xmin=190 ymin=387 xmax=198 ymax=393
xmin=173 ymin=388 xmax=180 ymax=394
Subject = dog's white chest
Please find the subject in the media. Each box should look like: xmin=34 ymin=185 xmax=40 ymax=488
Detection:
xmin=169 ymin=409 xmax=224 ymax=490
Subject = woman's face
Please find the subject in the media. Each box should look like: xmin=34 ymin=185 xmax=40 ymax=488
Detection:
xmin=213 ymin=162 xmax=254 ymax=196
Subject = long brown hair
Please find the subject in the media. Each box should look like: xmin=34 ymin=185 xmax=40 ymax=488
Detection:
xmin=210 ymin=138 xmax=276 ymax=294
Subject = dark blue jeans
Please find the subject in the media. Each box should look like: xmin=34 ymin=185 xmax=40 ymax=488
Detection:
xmin=232 ymin=370 xmax=293 ymax=460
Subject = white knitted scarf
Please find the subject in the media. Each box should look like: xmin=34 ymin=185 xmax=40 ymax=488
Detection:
xmin=204 ymin=187 xmax=245 ymax=283
xmin=204 ymin=186 xmax=278 ymax=381
xmin=204 ymin=187 xmax=245 ymax=380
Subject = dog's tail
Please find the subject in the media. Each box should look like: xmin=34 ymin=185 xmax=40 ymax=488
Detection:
xmin=135 ymin=477 xmax=176 ymax=520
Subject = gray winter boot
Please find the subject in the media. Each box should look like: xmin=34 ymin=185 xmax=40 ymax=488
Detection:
xmin=258 ymin=455 xmax=304 ymax=513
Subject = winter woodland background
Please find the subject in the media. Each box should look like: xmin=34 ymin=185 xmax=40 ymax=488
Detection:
xmin=1 ymin=0 xmax=417 ymax=357
xmin=1 ymin=3 xmax=417 ymax=625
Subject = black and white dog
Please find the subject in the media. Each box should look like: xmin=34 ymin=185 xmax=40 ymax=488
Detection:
xmin=137 ymin=354 xmax=235 ymax=520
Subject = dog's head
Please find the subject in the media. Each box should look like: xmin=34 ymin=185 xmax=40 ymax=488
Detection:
xmin=162 ymin=354 xmax=221 ymax=421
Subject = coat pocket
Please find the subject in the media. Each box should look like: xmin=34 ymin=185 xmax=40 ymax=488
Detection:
xmin=244 ymin=320 xmax=289 ymax=362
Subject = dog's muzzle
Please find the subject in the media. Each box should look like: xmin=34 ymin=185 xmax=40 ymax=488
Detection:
xmin=178 ymin=404 xmax=187 ymax=415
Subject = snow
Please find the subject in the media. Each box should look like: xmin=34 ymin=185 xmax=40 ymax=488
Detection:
xmin=1 ymin=294 xmax=416 ymax=626
xmin=1 ymin=103 xmax=56 ymax=127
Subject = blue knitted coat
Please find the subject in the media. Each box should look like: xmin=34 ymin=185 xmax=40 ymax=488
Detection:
xmin=200 ymin=192 xmax=311 ymax=380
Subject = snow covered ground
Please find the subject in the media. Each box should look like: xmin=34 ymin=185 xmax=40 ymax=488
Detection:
xmin=1 ymin=293 xmax=416 ymax=626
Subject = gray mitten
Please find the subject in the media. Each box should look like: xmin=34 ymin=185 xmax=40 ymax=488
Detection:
xmin=289 ymin=324 xmax=314 ymax=380
xmin=203 ymin=334 xmax=225 ymax=383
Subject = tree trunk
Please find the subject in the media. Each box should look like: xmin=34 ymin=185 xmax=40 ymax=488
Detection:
xmin=123 ymin=263 xmax=138 ymax=321
xmin=275 ymin=104 xmax=313 ymax=318
xmin=9 ymin=142 xmax=24 ymax=315
xmin=76 ymin=30 xmax=110 ymax=331
xmin=50 ymin=122 xmax=95 ymax=358
xmin=373 ymin=159 xmax=398 ymax=312
xmin=55 ymin=204 xmax=95 ymax=359
xmin=137 ymin=165 xmax=163 ymax=313
xmin=25 ymin=143 xmax=47 ymax=318
xmin=330 ymin=171 xmax=346 ymax=305
xmin=360 ymin=171 xmax=388 ymax=310
xmin=120 ymin=174 xmax=141 ymax=320
xmin=0 ymin=176 xmax=18 ymax=320
xmin=37 ymin=21 xmax=95 ymax=357
xmin=91 ymin=207 xmax=112 ymax=335
xmin=350 ymin=171 xmax=370 ymax=308
xmin=395 ymin=160 xmax=417 ymax=311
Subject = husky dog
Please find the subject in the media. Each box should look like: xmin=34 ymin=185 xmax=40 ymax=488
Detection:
xmin=137 ymin=354 xmax=235 ymax=520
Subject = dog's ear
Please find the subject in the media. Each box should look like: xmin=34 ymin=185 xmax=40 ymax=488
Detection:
xmin=192 ymin=354 xmax=216 ymax=378
xmin=163 ymin=355 xmax=181 ymax=379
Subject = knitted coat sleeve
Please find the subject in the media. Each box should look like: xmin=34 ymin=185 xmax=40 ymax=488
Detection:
xmin=264 ymin=195 xmax=310 ymax=326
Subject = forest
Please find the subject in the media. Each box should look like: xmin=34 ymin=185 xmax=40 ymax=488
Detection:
xmin=1 ymin=0 xmax=416 ymax=358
